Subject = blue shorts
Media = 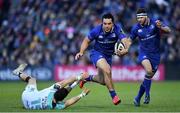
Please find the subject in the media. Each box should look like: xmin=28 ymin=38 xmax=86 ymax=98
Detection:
xmin=138 ymin=51 xmax=160 ymax=72
xmin=90 ymin=49 xmax=112 ymax=67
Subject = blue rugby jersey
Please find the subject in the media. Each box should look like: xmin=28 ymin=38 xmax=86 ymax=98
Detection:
xmin=87 ymin=24 xmax=126 ymax=55
xmin=130 ymin=18 xmax=161 ymax=55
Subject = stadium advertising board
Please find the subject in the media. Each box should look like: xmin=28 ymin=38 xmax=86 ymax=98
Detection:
xmin=0 ymin=67 xmax=53 ymax=81
xmin=55 ymin=65 xmax=164 ymax=81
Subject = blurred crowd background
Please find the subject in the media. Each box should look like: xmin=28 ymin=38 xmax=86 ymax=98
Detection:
xmin=0 ymin=0 xmax=179 ymax=67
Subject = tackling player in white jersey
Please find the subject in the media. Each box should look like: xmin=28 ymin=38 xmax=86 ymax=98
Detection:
xmin=12 ymin=63 xmax=90 ymax=110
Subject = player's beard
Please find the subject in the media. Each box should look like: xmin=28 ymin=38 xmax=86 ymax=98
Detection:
xmin=104 ymin=27 xmax=112 ymax=33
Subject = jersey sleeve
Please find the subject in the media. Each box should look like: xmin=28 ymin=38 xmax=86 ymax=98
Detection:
xmin=118 ymin=28 xmax=127 ymax=39
xmin=116 ymin=24 xmax=127 ymax=39
xmin=55 ymin=102 xmax=65 ymax=110
xmin=130 ymin=25 xmax=137 ymax=41
xmin=152 ymin=18 xmax=167 ymax=28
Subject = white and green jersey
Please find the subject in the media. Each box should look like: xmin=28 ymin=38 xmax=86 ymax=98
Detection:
xmin=21 ymin=84 xmax=65 ymax=110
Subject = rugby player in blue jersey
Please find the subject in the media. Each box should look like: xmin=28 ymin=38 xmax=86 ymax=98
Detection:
xmin=75 ymin=13 xmax=130 ymax=105
xmin=128 ymin=8 xmax=171 ymax=106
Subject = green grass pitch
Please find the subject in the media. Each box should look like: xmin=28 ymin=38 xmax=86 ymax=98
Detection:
xmin=0 ymin=81 xmax=180 ymax=112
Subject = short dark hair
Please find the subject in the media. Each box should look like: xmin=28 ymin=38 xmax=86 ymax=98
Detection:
xmin=54 ymin=88 xmax=69 ymax=102
xmin=102 ymin=13 xmax=114 ymax=23
xmin=136 ymin=8 xmax=147 ymax=14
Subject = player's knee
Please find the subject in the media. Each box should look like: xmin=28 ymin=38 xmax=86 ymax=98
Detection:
xmin=146 ymin=69 xmax=154 ymax=76
xmin=146 ymin=70 xmax=154 ymax=79
xmin=145 ymin=74 xmax=153 ymax=79
xmin=100 ymin=82 xmax=106 ymax=85
xmin=103 ymin=69 xmax=111 ymax=76
xmin=99 ymin=78 xmax=105 ymax=85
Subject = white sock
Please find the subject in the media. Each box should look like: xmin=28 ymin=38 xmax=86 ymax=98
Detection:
xmin=76 ymin=74 xmax=82 ymax=81
xmin=69 ymin=81 xmax=78 ymax=89
xmin=78 ymin=91 xmax=87 ymax=98
xmin=78 ymin=93 xmax=84 ymax=98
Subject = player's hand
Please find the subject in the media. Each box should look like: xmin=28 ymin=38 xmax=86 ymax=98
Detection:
xmin=115 ymin=48 xmax=128 ymax=56
xmin=75 ymin=52 xmax=83 ymax=60
xmin=155 ymin=20 xmax=162 ymax=29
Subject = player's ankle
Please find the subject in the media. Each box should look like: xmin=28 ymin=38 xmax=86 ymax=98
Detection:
xmin=76 ymin=75 xmax=82 ymax=81
xmin=78 ymin=93 xmax=85 ymax=98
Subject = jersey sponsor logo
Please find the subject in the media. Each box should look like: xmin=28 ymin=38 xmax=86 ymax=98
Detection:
xmin=141 ymin=34 xmax=156 ymax=41
xmin=98 ymin=35 xmax=103 ymax=39
xmin=150 ymin=25 xmax=155 ymax=29
xmin=98 ymin=40 xmax=116 ymax=44
xmin=98 ymin=55 xmax=104 ymax=59
xmin=143 ymin=55 xmax=147 ymax=59
xmin=138 ymin=29 xmax=142 ymax=33
xmin=146 ymin=34 xmax=150 ymax=37
xmin=111 ymin=33 xmax=116 ymax=37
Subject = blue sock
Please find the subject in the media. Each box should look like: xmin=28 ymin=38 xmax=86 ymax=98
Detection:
xmin=109 ymin=90 xmax=117 ymax=99
xmin=136 ymin=84 xmax=145 ymax=100
xmin=143 ymin=77 xmax=152 ymax=96
xmin=85 ymin=75 xmax=94 ymax=81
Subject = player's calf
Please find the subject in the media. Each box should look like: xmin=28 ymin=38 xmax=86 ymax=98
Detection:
xmin=133 ymin=97 xmax=140 ymax=107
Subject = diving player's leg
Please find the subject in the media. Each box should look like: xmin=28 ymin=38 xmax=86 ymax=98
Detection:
xmin=13 ymin=63 xmax=36 ymax=85
xmin=13 ymin=63 xmax=37 ymax=109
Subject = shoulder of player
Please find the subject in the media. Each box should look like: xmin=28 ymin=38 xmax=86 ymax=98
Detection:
xmin=114 ymin=23 xmax=122 ymax=30
xmin=150 ymin=18 xmax=158 ymax=25
xmin=131 ymin=23 xmax=139 ymax=31
xmin=114 ymin=23 xmax=125 ymax=33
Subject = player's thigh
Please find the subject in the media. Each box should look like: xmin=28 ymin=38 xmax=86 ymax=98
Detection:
xmin=96 ymin=58 xmax=111 ymax=75
xmin=141 ymin=59 xmax=154 ymax=75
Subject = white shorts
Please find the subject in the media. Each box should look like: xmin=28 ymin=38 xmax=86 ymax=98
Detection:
xmin=21 ymin=84 xmax=39 ymax=109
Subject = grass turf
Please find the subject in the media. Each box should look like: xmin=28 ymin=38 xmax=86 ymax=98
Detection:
xmin=0 ymin=81 xmax=180 ymax=112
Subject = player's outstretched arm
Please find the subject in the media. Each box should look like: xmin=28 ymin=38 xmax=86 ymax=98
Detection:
xmin=156 ymin=20 xmax=171 ymax=33
xmin=75 ymin=37 xmax=91 ymax=60
xmin=55 ymin=72 xmax=89 ymax=88
xmin=63 ymin=88 xmax=90 ymax=108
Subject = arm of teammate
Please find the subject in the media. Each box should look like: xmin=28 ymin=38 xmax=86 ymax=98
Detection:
xmin=116 ymin=37 xmax=132 ymax=56
xmin=75 ymin=37 xmax=91 ymax=60
xmin=156 ymin=20 xmax=171 ymax=33
xmin=116 ymin=25 xmax=137 ymax=56
xmin=63 ymin=88 xmax=90 ymax=108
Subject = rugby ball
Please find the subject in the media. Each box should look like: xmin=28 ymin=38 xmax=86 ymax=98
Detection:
xmin=114 ymin=41 xmax=125 ymax=51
